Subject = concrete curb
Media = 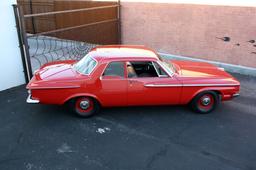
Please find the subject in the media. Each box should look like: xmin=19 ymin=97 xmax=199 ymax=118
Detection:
xmin=159 ymin=52 xmax=256 ymax=77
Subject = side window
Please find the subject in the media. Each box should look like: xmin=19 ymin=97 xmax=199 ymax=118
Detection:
xmin=127 ymin=61 xmax=158 ymax=78
xmin=103 ymin=62 xmax=124 ymax=78
xmin=153 ymin=62 xmax=168 ymax=76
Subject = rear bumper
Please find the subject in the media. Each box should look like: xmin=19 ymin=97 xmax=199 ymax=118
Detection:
xmin=26 ymin=94 xmax=40 ymax=104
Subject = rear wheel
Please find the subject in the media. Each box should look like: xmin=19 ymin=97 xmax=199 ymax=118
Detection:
xmin=70 ymin=97 xmax=100 ymax=117
xmin=190 ymin=91 xmax=219 ymax=114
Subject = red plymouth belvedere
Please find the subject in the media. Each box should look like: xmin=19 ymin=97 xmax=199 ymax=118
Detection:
xmin=26 ymin=45 xmax=240 ymax=117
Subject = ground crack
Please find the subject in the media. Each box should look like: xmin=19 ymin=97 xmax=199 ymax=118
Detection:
xmin=145 ymin=145 xmax=168 ymax=170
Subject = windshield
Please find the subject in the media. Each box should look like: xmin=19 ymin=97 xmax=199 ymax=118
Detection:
xmin=73 ymin=54 xmax=97 ymax=75
xmin=157 ymin=55 xmax=176 ymax=75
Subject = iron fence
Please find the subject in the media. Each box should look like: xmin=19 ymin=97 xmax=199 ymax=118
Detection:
xmin=13 ymin=0 xmax=121 ymax=82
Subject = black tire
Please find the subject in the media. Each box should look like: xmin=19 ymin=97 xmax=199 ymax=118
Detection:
xmin=190 ymin=91 xmax=219 ymax=114
xmin=69 ymin=96 xmax=100 ymax=118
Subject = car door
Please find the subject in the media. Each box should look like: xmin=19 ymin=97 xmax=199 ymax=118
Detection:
xmin=126 ymin=61 xmax=182 ymax=106
xmin=99 ymin=61 xmax=127 ymax=107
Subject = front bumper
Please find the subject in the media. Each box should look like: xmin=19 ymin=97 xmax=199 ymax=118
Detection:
xmin=26 ymin=94 xmax=40 ymax=104
xmin=222 ymin=93 xmax=240 ymax=101
xmin=233 ymin=93 xmax=240 ymax=98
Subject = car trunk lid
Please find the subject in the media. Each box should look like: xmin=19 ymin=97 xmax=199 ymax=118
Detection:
xmin=34 ymin=60 xmax=78 ymax=81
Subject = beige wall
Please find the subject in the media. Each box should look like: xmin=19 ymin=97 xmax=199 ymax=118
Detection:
xmin=121 ymin=2 xmax=256 ymax=68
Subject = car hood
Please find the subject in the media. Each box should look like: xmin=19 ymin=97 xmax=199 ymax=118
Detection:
xmin=171 ymin=60 xmax=232 ymax=78
xmin=34 ymin=60 xmax=78 ymax=81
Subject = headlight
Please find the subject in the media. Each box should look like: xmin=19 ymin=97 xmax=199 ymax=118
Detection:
xmin=28 ymin=90 xmax=31 ymax=94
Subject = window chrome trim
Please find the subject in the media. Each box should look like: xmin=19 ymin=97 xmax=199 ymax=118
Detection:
xmin=153 ymin=61 xmax=169 ymax=78
xmin=152 ymin=61 xmax=161 ymax=77
xmin=157 ymin=61 xmax=174 ymax=77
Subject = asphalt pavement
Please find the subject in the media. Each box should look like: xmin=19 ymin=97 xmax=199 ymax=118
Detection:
xmin=0 ymin=73 xmax=256 ymax=170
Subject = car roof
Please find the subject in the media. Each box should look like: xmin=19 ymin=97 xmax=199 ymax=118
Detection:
xmin=88 ymin=45 xmax=160 ymax=61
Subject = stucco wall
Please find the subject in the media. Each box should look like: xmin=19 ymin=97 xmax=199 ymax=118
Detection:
xmin=121 ymin=2 xmax=256 ymax=68
xmin=0 ymin=0 xmax=25 ymax=91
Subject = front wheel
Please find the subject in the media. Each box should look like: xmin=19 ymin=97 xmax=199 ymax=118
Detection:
xmin=190 ymin=91 xmax=219 ymax=114
xmin=70 ymin=97 xmax=100 ymax=117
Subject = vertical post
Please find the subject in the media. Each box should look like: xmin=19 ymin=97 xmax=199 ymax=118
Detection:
xmin=13 ymin=4 xmax=30 ymax=82
xmin=13 ymin=5 xmax=33 ymax=82
xmin=117 ymin=0 xmax=121 ymax=44
xmin=29 ymin=0 xmax=36 ymax=34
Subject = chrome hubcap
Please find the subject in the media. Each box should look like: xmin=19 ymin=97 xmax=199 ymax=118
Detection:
xmin=201 ymin=97 xmax=211 ymax=106
xmin=80 ymin=100 xmax=90 ymax=110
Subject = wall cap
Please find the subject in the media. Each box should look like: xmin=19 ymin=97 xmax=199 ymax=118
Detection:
xmin=159 ymin=52 xmax=256 ymax=77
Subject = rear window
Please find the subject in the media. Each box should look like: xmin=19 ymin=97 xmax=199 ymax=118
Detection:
xmin=73 ymin=55 xmax=97 ymax=75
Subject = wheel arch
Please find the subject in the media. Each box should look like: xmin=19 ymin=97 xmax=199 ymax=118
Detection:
xmin=188 ymin=88 xmax=223 ymax=104
xmin=62 ymin=93 xmax=102 ymax=106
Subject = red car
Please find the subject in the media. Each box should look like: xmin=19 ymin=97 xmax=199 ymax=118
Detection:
xmin=26 ymin=45 xmax=240 ymax=117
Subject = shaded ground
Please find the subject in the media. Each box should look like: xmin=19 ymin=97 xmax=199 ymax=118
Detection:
xmin=0 ymin=73 xmax=255 ymax=170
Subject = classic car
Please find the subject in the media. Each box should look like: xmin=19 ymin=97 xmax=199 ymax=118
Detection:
xmin=26 ymin=45 xmax=240 ymax=117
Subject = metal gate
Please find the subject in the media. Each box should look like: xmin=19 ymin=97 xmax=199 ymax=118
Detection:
xmin=13 ymin=0 xmax=121 ymax=82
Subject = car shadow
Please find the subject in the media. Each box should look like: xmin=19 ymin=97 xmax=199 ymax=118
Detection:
xmin=34 ymin=104 xmax=196 ymax=120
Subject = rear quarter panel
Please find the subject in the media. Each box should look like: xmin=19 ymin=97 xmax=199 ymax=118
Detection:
xmin=30 ymin=60 xmax=108 ymax=105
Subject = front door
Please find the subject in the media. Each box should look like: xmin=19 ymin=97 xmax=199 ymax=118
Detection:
xmin=126 ymin=61 xmax=182 ymax=106
xmin=99 ymin=61 xmax=127 ymax=106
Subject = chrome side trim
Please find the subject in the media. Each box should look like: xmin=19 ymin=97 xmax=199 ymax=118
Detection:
xmin=145 ymin=84 xmax=182 ymax=87
xmin=30 ymin=85 xmax=80 ymax=90
xmin=183 ymin=84 xmax=240 ymax=87
xmin=26 ymin=94 xmax=40 ymax=104
xmin=144 ymin=83 xmax=239 ymax=87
